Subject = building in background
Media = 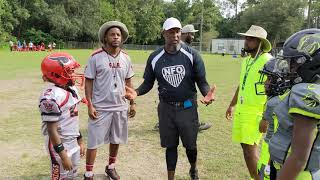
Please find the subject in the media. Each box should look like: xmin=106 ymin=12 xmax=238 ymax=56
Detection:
xmin=211 ymin=38 xmax=245 ymax=55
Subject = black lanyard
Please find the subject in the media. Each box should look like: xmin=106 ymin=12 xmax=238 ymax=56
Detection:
xmin=241 ymin=53 xmax=263 ymax=91
xmin=105 ymin=51 xmax=120 ymax=88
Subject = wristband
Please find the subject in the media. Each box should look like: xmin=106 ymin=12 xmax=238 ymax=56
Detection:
xmin=53 ymin=143 xmax=64 ymax=153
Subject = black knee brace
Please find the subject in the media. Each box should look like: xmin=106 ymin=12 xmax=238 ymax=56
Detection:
xmin=186 ymin=148 xmax=197 ymax=164
xmin=166 ymin=147 xmax=178 ymax=171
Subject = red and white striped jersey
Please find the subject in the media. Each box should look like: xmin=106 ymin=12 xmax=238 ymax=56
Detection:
xmin=39 ymin=84 xmax=81 ymax=139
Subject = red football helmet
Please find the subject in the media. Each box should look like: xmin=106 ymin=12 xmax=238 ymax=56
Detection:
xmin=41 ymin=52 xmax=84 ymax=88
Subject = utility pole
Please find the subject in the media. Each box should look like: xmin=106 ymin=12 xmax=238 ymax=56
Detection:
xmin=199 ymin=0 xmax=204 ymax=52
xmin=235 ymin=0 xmax=238 ymax=17
xmin=307 ymin=0 xmax=312 ymax=28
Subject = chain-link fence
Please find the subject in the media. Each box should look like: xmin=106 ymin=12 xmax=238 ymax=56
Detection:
xmin=62 ymin=41 xmax=99 ymax=49
xmin=62 ymin=41 xmax=162 ymax=51
xmin=62 ymin=41 xmax=213 ymax=53
xmin=61 ymin=41 xmax=282 ymax=56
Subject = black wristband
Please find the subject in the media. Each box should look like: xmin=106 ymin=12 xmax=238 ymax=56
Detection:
xmin=77 ymin=131 xmax=82 ymax=140
xmin=53 ymin=143 xmax=64 ymax=153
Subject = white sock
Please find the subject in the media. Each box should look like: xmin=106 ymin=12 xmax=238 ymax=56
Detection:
xmin=108 ymin=163 xmax=115 ymax=169
xmin=84 ymin=171 xmax=94 ymax=177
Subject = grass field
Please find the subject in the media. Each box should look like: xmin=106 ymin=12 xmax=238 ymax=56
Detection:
xmin=0 ymin=49 xmax=251 ymax=180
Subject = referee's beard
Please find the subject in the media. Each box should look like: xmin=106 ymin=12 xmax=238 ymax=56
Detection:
xmin=106 ymin=41 xmax=121 ymax=49
xmin=165 ymin=42 xmax=181 ymax=53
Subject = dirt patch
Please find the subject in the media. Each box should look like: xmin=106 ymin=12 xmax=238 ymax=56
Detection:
xmin=0 ymin=72 xmax=43 ymax=119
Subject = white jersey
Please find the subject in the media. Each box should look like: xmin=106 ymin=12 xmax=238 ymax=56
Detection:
xmin=84 ymin=48 xmax=134 ymax=112
xmin=39 ymin=84 xmax=81 ymax=139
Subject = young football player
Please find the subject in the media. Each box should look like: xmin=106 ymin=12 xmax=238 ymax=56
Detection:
xmin=39 ymin=52 xmax=85 ymax=179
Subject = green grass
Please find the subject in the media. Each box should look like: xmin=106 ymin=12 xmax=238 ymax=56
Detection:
xmin=0 ymin=49 xmax=250 ymax=179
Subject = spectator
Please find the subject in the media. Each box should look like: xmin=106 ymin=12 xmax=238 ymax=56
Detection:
xmin=9 ymin=40 xmax=14 ymax=51
xmin=52 ymin=42 xmax=56 ymax=50
xmin=48 ymin=43 xmax=52 ymax=51
xmin=17 ymin=40 xmax=22 ymax=50
xmin=23 ymin=40 xmax=27 ymax=51
xmin=29 ymin=41 xmax=33 ymax=51
xmin=41 ymin=42 xmax=45 ymax=51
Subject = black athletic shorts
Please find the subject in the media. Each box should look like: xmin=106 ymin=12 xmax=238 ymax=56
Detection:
xmin=157 ymin=100 xmax=199 ymax=149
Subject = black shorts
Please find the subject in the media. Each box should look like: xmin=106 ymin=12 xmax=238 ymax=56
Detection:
xmin=157 ymin=101 xmax=199 ymax=149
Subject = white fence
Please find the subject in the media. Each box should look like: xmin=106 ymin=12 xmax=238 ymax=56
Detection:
xmin=211 ymin=39 xmax=245 ymax=55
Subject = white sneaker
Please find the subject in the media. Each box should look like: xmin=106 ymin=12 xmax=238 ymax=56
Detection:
xmin=84 ymin=171 xmax=94 ymax=179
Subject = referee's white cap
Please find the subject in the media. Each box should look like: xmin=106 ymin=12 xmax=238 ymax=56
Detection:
xmin=162 ymin=17 xmax=182 ymax=31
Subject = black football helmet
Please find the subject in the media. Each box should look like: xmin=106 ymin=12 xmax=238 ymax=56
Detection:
xmin=255 ymin=58 xmax=291 ymax=97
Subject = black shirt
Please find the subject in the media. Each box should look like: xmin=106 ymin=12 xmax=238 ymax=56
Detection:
xmin=137 ymin=43 xmax=210 ymax=102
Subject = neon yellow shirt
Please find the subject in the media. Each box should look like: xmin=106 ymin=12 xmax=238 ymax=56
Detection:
xmin=237 ymin=53 xmax=273 ymax=113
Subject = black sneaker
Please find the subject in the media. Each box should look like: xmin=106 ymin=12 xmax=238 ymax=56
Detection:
xmin=189 ymin=168 xmax=199 ymax=180
xmin=105 ymin=166 xmax=120 ymax=180
xmin=199 ymin=122 xmax=211 ymax=132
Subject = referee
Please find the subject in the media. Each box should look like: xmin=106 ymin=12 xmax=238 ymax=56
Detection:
xmin=126 ymin=17 xmax=215 ymax=180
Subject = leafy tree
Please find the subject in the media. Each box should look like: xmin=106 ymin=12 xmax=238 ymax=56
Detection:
xmin=134 ymin=0 xmax=164 ymax=44
xmin=239 ymin=0 xmax=306 ymax=43
xmin=189 ymin=0 xmax=222 ymax=33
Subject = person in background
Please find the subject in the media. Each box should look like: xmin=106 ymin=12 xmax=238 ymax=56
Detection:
xmin=226 ymin=25 xmax=273 ymax=180
xmin=181 ymin=24 xmax=212 ymax=132
xmin=9 ymin=40 xmax=14 ymax=51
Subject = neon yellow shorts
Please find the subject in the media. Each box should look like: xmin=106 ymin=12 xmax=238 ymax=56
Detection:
xmin=232 ymin=110 xmax=262 ymax=145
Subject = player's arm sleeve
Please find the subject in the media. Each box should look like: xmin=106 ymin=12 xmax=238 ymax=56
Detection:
xmin=193 ymin=51 xmax=210 ymax=97
xmin=84 ymin=56 xmax=96 ymax=79
xmin=126 ymin=56 xmax=135 ymax=79
xmin=289 ymin=86 xmax=320 ymax=120
xmin=136 ymin=56 xmax=155 ymax=96
xmin=263 ymin=102 xmax=276 ymax=142
xmin=39 ymin=99 xmax=61 ymax=122
xmin=263 ymin=101 xmax=274 ymax=123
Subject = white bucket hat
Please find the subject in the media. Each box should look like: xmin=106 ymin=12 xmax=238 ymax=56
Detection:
xmin=98 ymin=21 xmax=129 ymax=46
xmin=238 ymin=25 xmax=272 ymax=52
xmin=162 ymin=17 xmax=182 ymax=31
xmin=182 ymin=24 xmax=198 ymax=33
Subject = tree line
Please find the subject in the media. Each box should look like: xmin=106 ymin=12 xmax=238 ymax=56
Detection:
xmin=0 ymin=0 xmax=318 ymax=47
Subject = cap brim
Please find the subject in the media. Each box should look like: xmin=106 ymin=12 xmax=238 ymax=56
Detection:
xmin=163 ymin=27 xmax=181 ymax=31
xmin=164 ymin=27 xmax=182 ymax=31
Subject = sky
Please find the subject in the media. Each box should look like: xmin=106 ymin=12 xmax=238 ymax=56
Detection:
xmin=163 ymin=0 xmax=246 ymax=18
